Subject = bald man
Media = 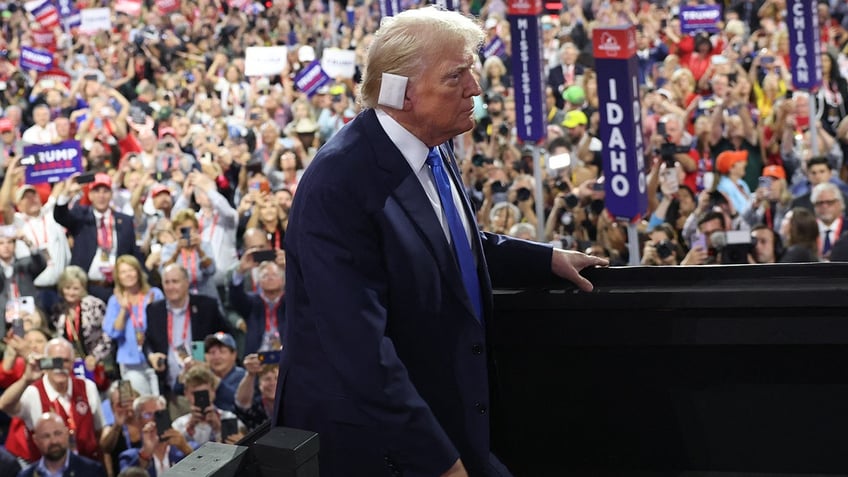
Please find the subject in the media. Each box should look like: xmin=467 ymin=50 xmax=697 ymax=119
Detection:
xmin=17 ymin=412 xmax=106 ymax=477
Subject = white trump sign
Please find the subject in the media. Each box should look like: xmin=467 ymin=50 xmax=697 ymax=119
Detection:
xmin=320 ymin=48 xmax=356 ymax=79
xmin=244 ymin=46 xmax=288 ymax=77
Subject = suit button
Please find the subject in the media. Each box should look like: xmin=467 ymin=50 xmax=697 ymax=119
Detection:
xmin=475 ymin=402 xmax=487 ymax=414
xmin=471 ymin=344 xmax=483 ymax=355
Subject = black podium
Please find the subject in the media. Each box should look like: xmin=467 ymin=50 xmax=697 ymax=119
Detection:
xmin=489 ymin=263 xmax=848 ymax=476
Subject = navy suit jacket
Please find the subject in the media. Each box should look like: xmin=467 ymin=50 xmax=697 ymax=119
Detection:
xmin=229 ymin=277 xmax=285 ymax=355
xmin=17 ymin=452 xmax=107 ymax=477
xmin=53 ymin=203 xmax=140 ymax=270
xmin=275 ymin=108 xmax=554 ymax=477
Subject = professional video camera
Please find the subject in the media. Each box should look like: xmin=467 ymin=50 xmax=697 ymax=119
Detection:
xmin=710 ymin=230 xmax=755 ymax=264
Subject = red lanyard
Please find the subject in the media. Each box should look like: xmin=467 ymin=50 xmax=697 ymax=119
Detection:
xmin=264 ymin=297 xmax=280 ymax=333
xmin=270 ymin=230 xmax=281 ymax=250
xmin=52 ymin=399 xmax=76 ymax=435
xmin=199 ymin=213 xmax=218 ymax=240
xmin=27 ymin=216 xmax=48 ymax=249
xmin=167 ymin=305 xmax=191 ymax=348
xmin=9 ymin=281 xmax=18 ymax=300
xmin=98 ymin=213 xmax=113 ymax=251
xmin=180 ymin=250 xmax=198 ymax=286
xmin=65 ymin=304 xmax=81 ymax=340
xmin=127 ymin=293 xmax=147 ymax=331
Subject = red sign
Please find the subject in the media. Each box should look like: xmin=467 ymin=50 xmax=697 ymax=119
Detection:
xmin=115 ymin=0 xmax=143 ymax=16
xmin=507 ymin=0 xmax=542 ymax=16
xmin=156 ymin=0 xmax=180 ymax=15
xmin=37 ymin=68 xmax=71 ymax=88
xmin=32 ymin=29 xmax=57 ymax=51
xmin=592 ymin=25 xmax=637 ymax=60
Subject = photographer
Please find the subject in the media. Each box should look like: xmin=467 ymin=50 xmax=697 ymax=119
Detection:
xmin=654 ymin=113 xmax=696 ymax=176
xmin=641 ymin=223 xmax=682 ymax=266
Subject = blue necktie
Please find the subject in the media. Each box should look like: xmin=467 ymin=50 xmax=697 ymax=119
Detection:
xmin=426 ymin=147 xmax=483 ymax=322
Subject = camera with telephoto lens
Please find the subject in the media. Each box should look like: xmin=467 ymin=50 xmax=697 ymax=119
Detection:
xmin=655 ymin=240 xmax=674 ymax=259
xmin=516 ymin=187 xmax=532 ymax=202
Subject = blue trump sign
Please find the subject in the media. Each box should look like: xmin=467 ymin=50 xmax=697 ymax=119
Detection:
xmin=679 ymin=5 xmax=722 ymax=34
xmin=380 ymin=0 xmax=400 ymax=18
xmin=294 ymin=60 xmax=331 ymax=98
xmin=21 ymin=140 xmax=83 ymax=185
xmin=508 ymin=15 xmax=546 ymax=142
xmin=786 ymin=0 xmax=822 ymax=90
xmin=593 ymin=26 xmax=647 ymax=221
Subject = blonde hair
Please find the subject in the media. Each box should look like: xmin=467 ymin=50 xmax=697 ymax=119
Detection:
xmin=172 ymin=208 xmax=199 ymax=229
xmin=359 ymin=6 xmax=485 ymax=109
xmin=113 ymin=254 xmax=152 ymax=296
xmin=57 ymin=266 xmax=88 ymax=296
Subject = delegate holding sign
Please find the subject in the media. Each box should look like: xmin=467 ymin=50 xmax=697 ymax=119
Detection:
xmin=21 ymin=140 xmax=83 ymax=185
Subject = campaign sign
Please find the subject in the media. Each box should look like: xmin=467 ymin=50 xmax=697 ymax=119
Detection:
xmin=21 ymin=140 xmax=83 ymax=185
xmin=786 ymin=0 xmax=822 ymax=90
xmin=380 ymin=0 xmax=400 ymax=18
xmin=244 ymin=46 xmax=288 ymax=77
xmin=483 ymin=36 xmax=506 ymax=59
xmin=56 ymin=0 xmax=81 ymax=28
xmin=679 ymin=5 xmax=722 ymax=34
xmin=25 ymin=0 xmax=60 ymax=30
xmin=115 ymin=0 xmax=143 ymax=16
xmin=73 ymin=358 xmax=94 ymax=382
xmin=321 ymin=48 xmax=357 ymax=79
xmin=432 ymin=0 xmax=458 ymax=10
xmin=20 ymin=46 xmax=53 ymax=72
xmin=80 ymin=7 xmax=112 ymax=33
xmin=508 ymin=15 xmax=546 ymax=142
xmin=593 ymin=25 xmax=647 ymax=221
xmin=37 ymin=68 xmax=72 ymax=88
xmin=156 ymin=0 xmax=181 ymax=15
xmin=294 ymin=60 xmax=332 ymax=97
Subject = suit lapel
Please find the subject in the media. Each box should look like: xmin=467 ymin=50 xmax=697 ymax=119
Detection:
xmin=364 ymin=110 xmax=474 ymax=317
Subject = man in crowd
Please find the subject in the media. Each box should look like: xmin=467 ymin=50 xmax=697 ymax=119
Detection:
xmin=17 ymin=412 xmax=107 ymax=477
xmin=0 ymin=338 xmax=105 ymax=463
xmin=203 ymin=332 xmax=245 ymax=413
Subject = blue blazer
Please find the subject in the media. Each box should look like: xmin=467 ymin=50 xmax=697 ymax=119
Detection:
xmin=228 ymin=277 xmax=285 ymax=355
xmin=53 ymin=203 xmax=141 ymax=271
xmin=275 ymin=109 xmax=554 ymax=476
xmin=17 ymin=452 xmax=107 ymax=477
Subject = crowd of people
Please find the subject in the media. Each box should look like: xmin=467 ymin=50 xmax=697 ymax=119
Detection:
xmin=0 ymin=0 xmax=846 ymax=475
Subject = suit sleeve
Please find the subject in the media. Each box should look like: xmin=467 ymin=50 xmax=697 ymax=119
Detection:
xmin=480 ymin=231 xmax=555 ymax=288
xmin=53 ymin=201 xmax=83 ymax=236
xmin=288 ymin=182 xmax=459 ymax=474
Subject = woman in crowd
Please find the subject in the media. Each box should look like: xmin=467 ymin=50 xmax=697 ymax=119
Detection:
xmin=779 ymin=207 xmax=821 ymax=263
xmin=50 ymin=266 xmax=112 ymax=389
xmin=245 ymin=194 xmax=287 ymax=251
xmin=103 ymin=255 xmax=164 ymax=396
xmin=0 ymin=325 xmax=50 ymax=387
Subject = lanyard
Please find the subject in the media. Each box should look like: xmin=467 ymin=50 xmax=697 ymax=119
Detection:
xmin=127 ymin=293 xmax=147 ymax=332
xmin=9 ymin=281 xmax=18 ymax=300
xmin=98 ymin=212 xmax=113 ymax=251
xmin=52 ymin=398 xmax=76 ymax=435
xmin=263 ymin=297 xmax=280 ymax=333
xmin=180 ymin=249 xmax=198 ymax=286
xmin=27 ymin=215 xmax=48 ymax=249
xmin=269 ymin=230 xmax=281 ymax=250
xmin=65 ymin=304 xmax=81 ymax=341
xmin=167 ymin=305 xmax=191 ymax=349
xmin=199 ymin=213 xmax=218 ymax=240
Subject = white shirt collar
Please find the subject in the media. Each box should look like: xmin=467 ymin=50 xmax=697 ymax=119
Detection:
xmin=41 ymin=374 xmax=71 ymax=402
xmin=93 ymin=208 xmax=111 ymax=221
xmin=375 ymin=108 xmax=430 ymax=174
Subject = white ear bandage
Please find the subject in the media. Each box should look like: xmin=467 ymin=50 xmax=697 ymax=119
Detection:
xmin=377 ymin=73 xmax=408 ymax=109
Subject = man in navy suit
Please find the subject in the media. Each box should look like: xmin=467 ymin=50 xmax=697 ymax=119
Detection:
xmin=547 ymin=42 xmax=585 ymax=110
xmin=54 ymin=172 xmax=141 ymax=303
xmin=17 ymin=412 xmax=107 ymax=477
xmin=275 ymin=7 xmax=607 ymax=477
xmin=144 ymin=264 xmax=230 ymax=396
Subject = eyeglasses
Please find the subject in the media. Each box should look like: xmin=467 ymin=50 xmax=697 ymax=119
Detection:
xmin=814 ymin=199 xmax=839 ymax=207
